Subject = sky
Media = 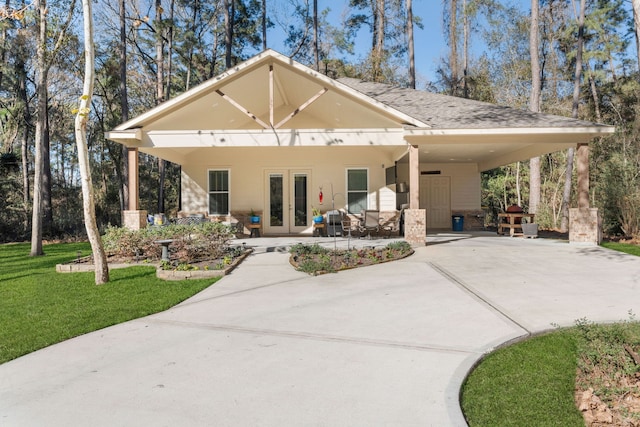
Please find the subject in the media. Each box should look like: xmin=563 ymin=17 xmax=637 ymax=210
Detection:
xmin=265 ymin=0 xmax=534 ymax=83
xmin=265 ymin=0 xmax=635 ymax=85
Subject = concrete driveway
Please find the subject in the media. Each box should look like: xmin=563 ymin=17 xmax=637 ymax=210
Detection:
xmin=2 ymin=233 xmax=640 ymax=426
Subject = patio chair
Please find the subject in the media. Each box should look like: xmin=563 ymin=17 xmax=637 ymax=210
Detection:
xmin=341 ymin=218 xmax=360 ymax=239
xmin=359 ymin=210 xmax=381 ymax=239
xmin=381 ymin=208 xmax=404 ymax=238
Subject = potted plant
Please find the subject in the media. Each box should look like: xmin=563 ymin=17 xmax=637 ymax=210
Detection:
xmin=249 ymin=208 xmax=260 ymax=224
xmin=312 ymin=207 xmax=323 ymax=224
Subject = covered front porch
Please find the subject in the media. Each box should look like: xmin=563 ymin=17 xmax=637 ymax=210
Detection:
xmin=108 ymin=50 xmax=615 ymax=246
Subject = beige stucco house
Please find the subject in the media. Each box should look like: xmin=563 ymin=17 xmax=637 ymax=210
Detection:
xmin=106 ymin=49 xmax=615 ymax=244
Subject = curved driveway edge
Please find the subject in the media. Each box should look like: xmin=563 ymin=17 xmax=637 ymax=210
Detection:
xmin=1 ymin=233 xmax=640 ymax=426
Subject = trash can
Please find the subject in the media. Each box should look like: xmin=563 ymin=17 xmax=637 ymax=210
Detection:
xmin=452 ymin=215 xmax=464 ymax=232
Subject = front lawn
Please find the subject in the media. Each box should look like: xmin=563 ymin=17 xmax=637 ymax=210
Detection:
xmin=461 ymin=331 xmax=584 ymax=426
xmin=602 ymin=240 xmax=640 ymax=257
xmin=0 ymin=242 xmax=218 ymax=364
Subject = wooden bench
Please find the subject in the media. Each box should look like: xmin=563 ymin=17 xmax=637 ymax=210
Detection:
xmin=498 ymin=213 xmax=535 ymax=237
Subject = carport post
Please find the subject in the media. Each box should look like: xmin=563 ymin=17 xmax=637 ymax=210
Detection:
xmin=577 ymin=142 xmax=589 ymax=209
xmin=570 ymin=142 xmax=602 ymax=244
xmin=409 ymin=145 xmax=419 ymax=209
xmin=403 ymin=145 xmax=426 ymax=246
xmin=122 ymin=147 xmax=147 ymax=230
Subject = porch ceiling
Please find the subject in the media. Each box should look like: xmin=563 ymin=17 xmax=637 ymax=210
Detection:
xmin=403 ymin=127 xmax=614 ymax=171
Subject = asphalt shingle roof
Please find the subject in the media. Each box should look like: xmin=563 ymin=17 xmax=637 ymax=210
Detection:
xmin=337 ymin=77 xmax=607 ymax=130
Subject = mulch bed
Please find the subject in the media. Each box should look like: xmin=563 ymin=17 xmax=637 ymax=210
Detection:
xmin=289 ymin=245 xmax=414 ymax=275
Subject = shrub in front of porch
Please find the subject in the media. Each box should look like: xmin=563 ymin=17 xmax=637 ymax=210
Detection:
xmin=102 ymin=222 xmax=235 ymax=264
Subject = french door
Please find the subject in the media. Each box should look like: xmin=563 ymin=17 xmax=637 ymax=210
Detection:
xmin=264 ymin=170 xmax=310 ymax=235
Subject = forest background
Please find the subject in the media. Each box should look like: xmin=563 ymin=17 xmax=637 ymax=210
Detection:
xmin=0 ymin=0 xmax=637 ymax=243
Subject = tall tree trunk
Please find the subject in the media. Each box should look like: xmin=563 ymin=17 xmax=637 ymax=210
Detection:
xmin=155 ymin=0 xmax=166 ymax=214
xmin=224 ymin=0 xmax=234 ymax=69
xmin=120 ymin=0 xmax=129 ymax=211
xmin=529 ymin=0 xmax=541 ymax=215
xmin=407 ymin=0 xmax=415 ymax=89
xmin=42 ymin=105 xmax=53 ymax=233
xmin=462 ymin=0 xmax=468 ymax=98
xmin=155 ymin=0 xmax=165 ymax=104
xmin=166 ymin=0 xmax=175 ymax=99
xmin=30 ymin=0 xmax=48 ymax=256
xmin=313 ymin=0 xmax=319 ymax=71
xmin=17 ymin=46 xmax=30 ymax=230
xmin=77 ymin=0 xmax=109 ymax=284
xmin=633 ymin=0 xmax=640 ymax=72
xmin=30 ymin=0 xmax=76 ymax=255
xmin=372 ymin=0 xmax=385 ymax=82
xmin=21 ymin=125 xmax=29 ymax=229
xmin=561 ymin=0 xmax=586 ymax=232
xmin=0 ymin=0 xmax=9 ymax=90
xmin=585 ymin=62 xmax=602 ymax=122
xmin=186 ymin=0 xmax=198 ymax=89
xmin=449 ymin=0 xmax=458 ymax=95
xmin=262 ymin=0 xmax=267 ymax=50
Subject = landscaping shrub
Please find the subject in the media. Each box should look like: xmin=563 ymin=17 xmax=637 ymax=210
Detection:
xmin=102 ymin=222 xmax=235 ymax=263
xmin=289 ymin=241 xmax=413 ymax=275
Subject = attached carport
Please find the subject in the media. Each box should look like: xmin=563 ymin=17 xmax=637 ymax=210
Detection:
xmin=339 ymin=77 xmax=615 ymax=243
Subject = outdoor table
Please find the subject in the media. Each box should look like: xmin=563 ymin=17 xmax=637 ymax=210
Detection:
xmin=497 ymin=213 xmax=535 ymax=237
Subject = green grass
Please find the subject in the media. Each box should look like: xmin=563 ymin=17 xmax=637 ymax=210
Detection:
xmin=461 ymin=331 xmax=584 ymax=427
xmin=0 ymin=242 xmax=218 ymax=364
xmin=602 ymin=241 xmax=640 ymax=256
xmin=460 ymin=241 xmax=640 ymax=426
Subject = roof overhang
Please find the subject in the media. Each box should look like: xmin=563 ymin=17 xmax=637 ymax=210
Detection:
xmin=403 ymin=125 xmax=616 ymax=171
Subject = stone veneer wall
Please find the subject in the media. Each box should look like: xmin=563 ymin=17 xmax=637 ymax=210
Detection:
xmin=569 ymin=208 xmax=602 ymax=244
xmin=404 ymin=209 xmax=426 ymax=246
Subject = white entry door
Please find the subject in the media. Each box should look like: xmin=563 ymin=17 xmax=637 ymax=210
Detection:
xmin=420 ymin=176 xmax=451 ymax=229
xmin=264 ymin=170 xmax=310 ymax=235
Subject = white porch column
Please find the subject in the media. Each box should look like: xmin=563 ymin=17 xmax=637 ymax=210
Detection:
xmin=570 ymin=142 xmax=601 ymax=244
xmin=404 ymin=145 xmax=426 ymax=246
xmin=122 ymin=147 xmax=147 ymax=230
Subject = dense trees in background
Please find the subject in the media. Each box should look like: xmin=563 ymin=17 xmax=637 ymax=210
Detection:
xmin=0 ymin=0 xmax=638 ymax=243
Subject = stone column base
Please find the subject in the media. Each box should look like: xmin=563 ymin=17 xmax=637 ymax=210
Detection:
xmin=122 ymin=210 xmax=148 ymax=230
xmin=404 ymin=209 xmax=426 ymax=247
xmin=569 ymin=208 xmax=602 ymax=245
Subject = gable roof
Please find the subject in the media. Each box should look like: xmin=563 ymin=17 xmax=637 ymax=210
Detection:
xmin=111 ymin=49 xmax=426 ymax=134
xmin=337 ymin=77 xmax=610 ymax=130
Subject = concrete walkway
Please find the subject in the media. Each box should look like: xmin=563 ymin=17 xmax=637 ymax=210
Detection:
xmin=2 ymin=232 xmax=640 ymax=426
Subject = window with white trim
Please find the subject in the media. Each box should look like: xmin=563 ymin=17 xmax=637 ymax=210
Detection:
xmin=347 ymin=168 xmax=368 ymax=214
xmin=208 ymin=170 xmax=229 ymax=215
